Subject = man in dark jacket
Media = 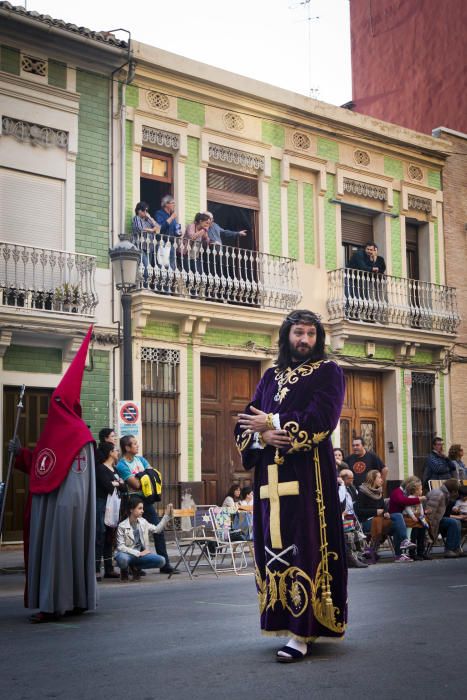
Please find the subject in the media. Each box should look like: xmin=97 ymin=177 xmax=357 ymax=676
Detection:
xmin=423 ymin=437 xmax=457 ymax=486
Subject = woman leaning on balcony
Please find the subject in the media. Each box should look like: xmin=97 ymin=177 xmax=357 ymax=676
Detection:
xmin=182 ymin=213 xmax=212 ymax=292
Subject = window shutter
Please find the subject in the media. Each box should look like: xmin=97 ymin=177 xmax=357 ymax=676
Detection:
xmin=0 ymin=168 xmax=64 ymax=249
xmin=341 ymin=211 xmax=373 ymax=246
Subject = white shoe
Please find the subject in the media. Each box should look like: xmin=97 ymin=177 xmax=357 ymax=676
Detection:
xmin=401 ymin=539 xmax=416 ymax=550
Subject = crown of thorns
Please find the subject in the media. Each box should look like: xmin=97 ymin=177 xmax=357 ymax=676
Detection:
xmin=285 ymin=310 xmax=322 ymax=324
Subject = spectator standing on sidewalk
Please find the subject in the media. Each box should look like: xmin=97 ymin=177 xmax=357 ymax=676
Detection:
xmin=345 ymin=437 xmax=388 ymax=489
xmin=423 ymin=437 xmax=457 ymax=486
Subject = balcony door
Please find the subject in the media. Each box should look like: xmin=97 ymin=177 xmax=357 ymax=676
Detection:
xmin=341 ymin=210 xmax=374 ymax=266
xmin=2 ymin=386 xmax=52 ymax=541
xmin=207 ymin=168 xmax=259 ymax=252
xmin=201 ymin=357 xmax=260 ymax=504
xmin=140 ymin=150 xmax=173 ymax=219
xmin=339 ymin=371 xmax=384 ymax=460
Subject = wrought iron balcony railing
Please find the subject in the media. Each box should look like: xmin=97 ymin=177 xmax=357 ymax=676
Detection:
xmin=133 ymin=233 xmax=302 ymax=310
xmin=327 ymin=268 xmax=460 ymax=333
xmin=0 ymin=241 xmax=98 ymax=316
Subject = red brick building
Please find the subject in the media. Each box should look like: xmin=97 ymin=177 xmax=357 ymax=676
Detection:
xmin=349 ymin=0 xmax=467 ymax=134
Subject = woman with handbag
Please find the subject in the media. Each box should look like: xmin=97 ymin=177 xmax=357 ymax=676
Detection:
xmin=95 ymin=442 xmax=124 ymax=581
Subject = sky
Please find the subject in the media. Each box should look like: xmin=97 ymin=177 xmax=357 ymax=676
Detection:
xmin=23 ymin=0 xmax=352 ymax=106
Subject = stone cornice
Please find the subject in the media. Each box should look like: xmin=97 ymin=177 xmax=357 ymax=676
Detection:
xmin=0 ymin=70 xmax=80 ymax=114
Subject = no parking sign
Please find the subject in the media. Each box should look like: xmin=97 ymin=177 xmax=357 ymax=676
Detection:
xmin=118 ymin=400 xmax=142 ymax=442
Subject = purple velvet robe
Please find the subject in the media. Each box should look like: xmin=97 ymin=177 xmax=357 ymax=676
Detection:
xmin=234 ymin=359 xmax=347 ymax=642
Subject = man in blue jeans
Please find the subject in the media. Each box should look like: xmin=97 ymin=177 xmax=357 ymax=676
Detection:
xmin=425 ymin=479 xmax=466 ymax=558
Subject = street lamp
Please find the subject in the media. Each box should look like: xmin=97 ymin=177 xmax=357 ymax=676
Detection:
xmin=109 ymin=236 xmax=140 ymax=400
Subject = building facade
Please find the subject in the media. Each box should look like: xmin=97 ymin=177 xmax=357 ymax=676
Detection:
xmin=0 ymin=4 xmax=461 ymax=540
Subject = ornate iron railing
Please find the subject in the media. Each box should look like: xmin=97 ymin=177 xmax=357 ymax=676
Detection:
xmin=133 ymin=233 xmax=302 ymax=310
xmin=0 ymin=241 xmax=98 ymax=316
xmin=327 ymin=268 xmax=460 ymax=333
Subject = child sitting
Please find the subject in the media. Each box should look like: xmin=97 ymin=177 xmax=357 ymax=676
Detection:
xmin=451 ymin=485 xmax=467 ymax=520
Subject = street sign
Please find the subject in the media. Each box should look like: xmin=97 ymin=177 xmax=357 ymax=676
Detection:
xmin=118 ymin=400 xmax=142 ymax=442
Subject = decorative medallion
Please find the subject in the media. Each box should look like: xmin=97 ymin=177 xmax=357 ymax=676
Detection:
xmin=223 ymin=112 xmax=245 ymax=132
xmin=353 ymin=149 xmax=370 ymax=166
xmin=146 ymin=91 xmax=170 ymax=112
xmin=408 ymin=164 xmax=423 ymax=181
xmin=292 ymin=132 xmax=311 ymax=151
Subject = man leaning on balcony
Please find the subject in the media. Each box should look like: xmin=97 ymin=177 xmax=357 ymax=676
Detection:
xmin=346 ymin=242 xmax=386 ymax=321
xmin=155 ymin=195 xmax=182 ymax=275
xmin=205 ymin=211 xmax=247 ymax=245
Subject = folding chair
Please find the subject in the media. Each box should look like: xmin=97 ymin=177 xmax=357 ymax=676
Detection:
xmin=208 ymin=507 xmax=249 ymax=574
xmin=428 ymin=480 xmax=445 ymax=491
xmin=168 ymin=508 xmax=218 ymax=579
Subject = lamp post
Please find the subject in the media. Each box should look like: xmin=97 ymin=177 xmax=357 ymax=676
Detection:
xmin=109 ymin=236 xmax=140 ymax=400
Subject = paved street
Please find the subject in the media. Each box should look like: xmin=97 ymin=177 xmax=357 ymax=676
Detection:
xmin=1 ymin=556 xmax=466 ymax=700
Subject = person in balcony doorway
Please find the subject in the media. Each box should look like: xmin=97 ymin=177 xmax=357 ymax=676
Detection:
xmin=182 ymin=213 xmax=211 ymax=296
xmin=155 ymin=195 xmax=182 ymax=279
xmin=235 ymin=309 xmax=347 ymax=662
xmin=346 ymin=242 xmax=386 ymax=321
xmin=205 ymin=211 xmax=247 ymax=245
xmin=131 ymin=202 xmax=160 ymax=288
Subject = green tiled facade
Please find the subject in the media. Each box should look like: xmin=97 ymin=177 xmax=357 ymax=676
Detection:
xmin=384 ymin=156 xmax=404 ymax=180
xmin=287 ymin=179 xmax=299 ymax=260
xmin=177 ymin=98 xmax=205 ymax=127
xmin=262 ymin=120 xmax=285 ymax=148
xmin=0 ymin=44 xmax=20 ymax=74
xmin=268 ymin=158 xmax=282 ymax=256
xmin=185 ymin=137 xmax=200 ymax=223
xmin=390 ymin=191 xmax=402 ymax=277
xmin=412 ymin=349 xmax=433 ymax=364
xmin=303 ymin=182 xmax=315 ymax=265
xmin=125 ymin=120 xmax=134 ymax=231
xmin=400 ymin=369 xmax=409 ymax=478
xmin=428 ymin=169 xmax=441 ymax=190
xmin=126 ymin=84 xmax=139 ymax=108
xmin=143 ymin=321 xmax=180 ymax=341
xmin=317 ymin=137 xmax=339 ymax=162
xmin=48 ymin=60 xmax=67 ymax=89
xmin=203 ymin=328 xmax=271 ymax=348
xmin=75 ymin=70 xmax=110 ymax=268
xmin=3 ymin=345 xmax=62 ymax=373
xmin=81 ymin=350 xmax=110 ymax=435
xmin=324 ymin=174 xmax=337 ymax=270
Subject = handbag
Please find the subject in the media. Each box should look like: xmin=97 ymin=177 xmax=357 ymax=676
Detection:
xmin=104 ymin=488 xmax=121 ymax=528
xmin=156 ymin=241 xmax=171 ymax=268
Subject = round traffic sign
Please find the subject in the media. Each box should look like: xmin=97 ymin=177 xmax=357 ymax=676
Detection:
xmin=120 ymin=402 xmax=139 ymax=424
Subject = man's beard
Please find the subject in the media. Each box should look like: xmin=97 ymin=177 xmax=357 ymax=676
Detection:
xmin=289 ymin=344 xmax=314 ymax=362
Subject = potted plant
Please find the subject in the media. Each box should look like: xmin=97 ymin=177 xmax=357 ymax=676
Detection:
xmin=53 ymin=283 xmax=81 ymax=312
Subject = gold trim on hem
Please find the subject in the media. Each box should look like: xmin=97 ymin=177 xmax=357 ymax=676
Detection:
xmin=261 ymin=629 xmax=319 ymax=644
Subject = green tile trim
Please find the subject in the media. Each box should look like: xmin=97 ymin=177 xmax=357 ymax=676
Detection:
xmin=428 ymin=170 xmax=441 ymax=190
xmin=439 ymin=373 xmax=446 ymax=440
xmin=75 ymin=70 xmax=110 ymax=268
xmin=81 ymin=350 xmax=110 ymax=435
xmin=143 ymin=321 xmax=179 ymax=340
xmin=3 ymin=345 xmax=62 ymax=373
xmin=269 ymin=158 xmax=282 ymax=256
xmin=340 ymin=343 xmax=395 ymax=360
xmin=303 ymin=182 xmax=315 ymax=265
xmin=203 ymin=328 xmax=271 ymax=348
xmin=341 ymin=342 xmax=365 ymax=357
xmin=48 ymin=60 xmax=67 ymax=89
xmin=187 ymin=342 xmax=194 ymax=481
xmin=400 ymin=369 xmax=409 ymax=478
xmin=126 ymin=84 xmax=139 ymax=108
xmin=287 ymin=179 xmax=299 ymax=260
xmin=317 ymin=137 xmax=339 ymax=162
xmin=390 ymin=191 xmax=402 ymax=277
xmin=433 ymin=221 xmax=440 ymax=285
xmin=412 ymin=349 xmax=433 ymax=364
xmin=185 ymin=137 xmax=200 ymax=224
xmin=177 ymin=98 xmax=205 ymax=127
xmin=384 ymin=156 xmax=404 ymax=180
xmin=125 ymin=119 xmax=134 ymax=232
xmin=325 ymin=174 xmax=337 ymax=270
xmin=262 ymin=120 xmax=285 ymax=148
xmin=0 ymin=45 xmax=20 ymax=74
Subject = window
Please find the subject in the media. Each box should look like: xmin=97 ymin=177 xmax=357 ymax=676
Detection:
xmin=341 ymin=209 xmax=373 ymax=266
xmin=411 ymin=373 xmax=435 ymax=480
xmin=140 ymin=151 xmax=172 ymax=182
xmin=406 ymin=223 xmax=419 ymax=280
xmin=141 ymin=348 xmax=180 ymax=506
xmin=207 ymin=167 xmax=259 ymax=252
xmin=140 ymin=151 xmax=173 ymax=217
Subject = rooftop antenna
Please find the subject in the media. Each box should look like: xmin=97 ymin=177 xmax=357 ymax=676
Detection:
xmin=289 ymin=0 xmax=320 ymax=98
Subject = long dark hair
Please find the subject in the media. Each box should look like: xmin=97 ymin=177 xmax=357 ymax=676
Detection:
xmin=276 ymin=309 xmax=326 ymax=370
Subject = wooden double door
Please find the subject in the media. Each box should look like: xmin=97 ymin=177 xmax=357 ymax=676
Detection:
xmin=201 ymin=357 xmax=261 ymax=505
xmin=2 ymin=387 xmax=52 ymax=541
xmin=340 ymin=371 xmax=384 ymax=459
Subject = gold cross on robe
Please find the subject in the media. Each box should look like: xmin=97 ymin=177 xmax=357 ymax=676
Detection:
xmin=260 ymin=462 xmax=299 ymax=550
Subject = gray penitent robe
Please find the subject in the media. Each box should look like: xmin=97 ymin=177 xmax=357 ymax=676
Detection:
xmin=28 ymin=443 xmax=97 ymax=615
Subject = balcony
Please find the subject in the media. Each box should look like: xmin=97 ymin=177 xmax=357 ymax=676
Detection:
xmin=0 ymin=241 xmax=98 ymax=317
xmin=327 ymin=268 xmax=460 ymax=334
xmin=133 ymin=233 xmax=302 ymax=310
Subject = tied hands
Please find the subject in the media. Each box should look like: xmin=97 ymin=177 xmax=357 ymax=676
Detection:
xmin=237 ymin=407 xmax=291 ymax=449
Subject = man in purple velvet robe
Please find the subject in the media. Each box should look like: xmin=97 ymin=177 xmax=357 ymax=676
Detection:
xmin=235 ymin=310 xmax=347 ymax=663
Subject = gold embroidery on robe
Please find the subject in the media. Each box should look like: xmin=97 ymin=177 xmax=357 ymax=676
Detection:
xmin=235 ymin=429 xmax=253 ymax=453
xmin=284 ymin=423 xmax=330 ymax=453
xmin=274 ymin=360 xmax=324 ymax=405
